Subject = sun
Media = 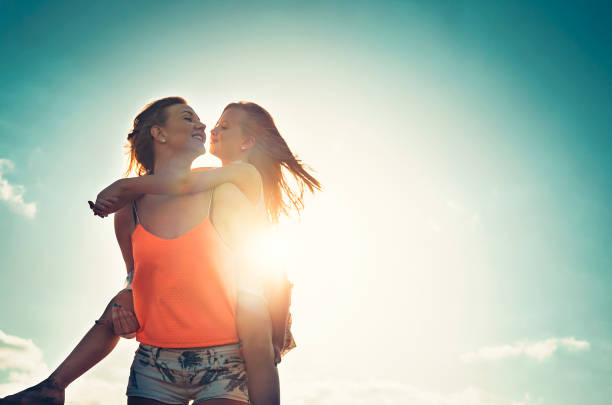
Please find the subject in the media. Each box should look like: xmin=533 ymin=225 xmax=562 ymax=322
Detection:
xmin=243 ymin=227 xmax=291 ymax=280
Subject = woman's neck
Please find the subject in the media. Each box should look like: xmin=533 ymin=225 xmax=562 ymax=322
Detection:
xmin=153 ymin=154 xmax=193 ymax=176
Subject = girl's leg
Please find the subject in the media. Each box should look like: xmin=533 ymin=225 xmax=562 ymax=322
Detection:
xmin=1 ymin=292 xmax=128 ymax=404
xmin=235 ymin=292 xmax=280 ymax=405
xmin=49 ymin=297 xmax=121 ymax=389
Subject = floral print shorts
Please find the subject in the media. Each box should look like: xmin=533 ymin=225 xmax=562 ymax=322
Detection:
xmin=126 ymin=342 xmax=249 ymax=404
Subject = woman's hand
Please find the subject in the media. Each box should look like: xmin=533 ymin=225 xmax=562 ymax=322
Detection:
xmin=90 ymin=179 xmax=130 ymax=217
xmin=111 ymin=288 xmax=139 ymax=338
xmin=95 ymin=288 xmax=139 ymax=338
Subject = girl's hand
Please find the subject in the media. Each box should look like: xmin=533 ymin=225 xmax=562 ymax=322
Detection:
xmin=90 ymin=180 xmax=130 ymax=217
xmin=88 ymin=200 xmax=107 ymax=217
xmin=237 ymin=342 xmax=281 ymax=367
xmin=273 ymin=343 xmax=281 ymax=365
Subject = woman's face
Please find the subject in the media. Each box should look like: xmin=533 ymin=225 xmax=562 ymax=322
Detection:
xmin=210 ymin=107 xmax=249 ymax=161
xmin=158 ymin=104 xmax=206 ymax=157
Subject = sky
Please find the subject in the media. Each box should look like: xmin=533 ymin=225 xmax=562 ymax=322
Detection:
xmin=1 ymin=1 xmax=611 ymax=404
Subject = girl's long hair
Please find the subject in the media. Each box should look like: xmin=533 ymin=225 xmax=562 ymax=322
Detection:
xmin=225 ymin=102 xmax=321 ymax=223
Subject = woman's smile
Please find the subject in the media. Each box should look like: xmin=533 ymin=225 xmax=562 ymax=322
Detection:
xmin=191 ymin=131 xmax=205 ymax=143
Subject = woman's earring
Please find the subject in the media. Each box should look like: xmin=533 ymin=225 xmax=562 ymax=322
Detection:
xmin=240 ymin=146 xmax=246 ymax=150
xmin=161 ymin=139 xmax=167 ymax=143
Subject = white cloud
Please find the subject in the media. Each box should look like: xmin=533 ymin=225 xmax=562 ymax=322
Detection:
xmin=446 ymin=199 xmax=481 ymax=225
xmin=282 ymin=379 xmax=538 ymax=405
xmin=447 ymin=199 xmax=464 ymax=212
xmin=510 ymin=393 xmax=543 ymax=405
xmin=461 ymin=337 xmax=591 ymax=363
xmin=1 ymin=328 xmax=547 ymax=405
xmin=0 ymin=159 xmax=37 ymax=218
xmin=65 ymin=339 xmax=138 ymax=405
xmin=0 ymin=329 xmax=50 ymax=396
xmin=0 ymin=328 xmax=138 ymax=404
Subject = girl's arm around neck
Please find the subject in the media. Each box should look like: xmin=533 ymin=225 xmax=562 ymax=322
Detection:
xmin=118 ymin=163 xmax=260 ymax=200
xmin=92 ymin=163 xmax=260 ymax=217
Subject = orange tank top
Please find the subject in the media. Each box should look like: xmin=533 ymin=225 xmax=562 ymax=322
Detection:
xmin=130 ymin=187 xmax=239 ymax=348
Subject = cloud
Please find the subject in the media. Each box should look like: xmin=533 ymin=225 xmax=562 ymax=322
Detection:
xmin=0 ymin=328 xmax=138 ymax=404
xmin=460 ymin=337 xmax=591 ymax=363
xmin=1 ymin=328 xmax=546 ymax=405
xmin=0 ymin=329 xmax=50 ymax=396
xmin=65 ymin=340 xmax=138 ymax=405
xmin=0 ymin=159 xmax=37 ymax=218
xmin=446 ymin=199 xmax=481 ymax=224
xmin=0 ymin=330 xmax=46 ymax=374
xmin=282 ymin=379 xmax=538 ymax=405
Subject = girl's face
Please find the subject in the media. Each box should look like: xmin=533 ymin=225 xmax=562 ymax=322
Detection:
xmin=157 ymin=104 xmax=206 ymax=157
xmin=210 ymin=107 xmax=251 ymax=162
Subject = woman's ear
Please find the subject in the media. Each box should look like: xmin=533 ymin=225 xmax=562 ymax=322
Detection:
xmin=150 ymin=125 xmax=167 ymax=144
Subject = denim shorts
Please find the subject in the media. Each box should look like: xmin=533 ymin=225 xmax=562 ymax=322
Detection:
xmin=126 ymin=342 xmax=249 ymax=404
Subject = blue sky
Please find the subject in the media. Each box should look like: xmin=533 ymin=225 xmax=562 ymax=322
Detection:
xmin=1 ymin=1 xmax=611 ymax=404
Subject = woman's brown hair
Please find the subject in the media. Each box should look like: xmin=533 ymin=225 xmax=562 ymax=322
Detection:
xmin=224 ymin=102 xmax=321 ymax=223
xmin=124 ymin=97 xmax=187 ymax=176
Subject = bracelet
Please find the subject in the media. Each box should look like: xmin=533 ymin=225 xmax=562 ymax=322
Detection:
xmin=124 ymin=270 xmax=134 ymax=290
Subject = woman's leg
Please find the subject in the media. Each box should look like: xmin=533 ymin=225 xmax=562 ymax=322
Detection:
xmin=1 ymin=292 xmax=129 ymax=404
xmin=235 ymin=292 xmax=280 ymax=405
xmin=127 ymin=397 xmax=171 ymax=405
xmin=195 ymin=399 xmax=249 ymax=405
xmin=128 ymin=397 xmax=248 ymax=405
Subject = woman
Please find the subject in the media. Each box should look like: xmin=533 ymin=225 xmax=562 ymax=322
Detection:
xmin=3 ymin=98 xmax=319 ymax=405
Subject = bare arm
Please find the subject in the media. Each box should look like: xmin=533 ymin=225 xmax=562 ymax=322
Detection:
xmin=109 ymin=204 xmax=139 ymax=336
xmin=93 ymin=163 xmax=261 ymax=217
xmin=114 ymin=204 xmax=135 ymax=274
xmin=120 ymin=164 xmax=258 ymax=196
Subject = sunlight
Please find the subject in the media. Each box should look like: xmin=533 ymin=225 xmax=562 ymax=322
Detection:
xmin=243 ymin=227 xmax=291 ymax=279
